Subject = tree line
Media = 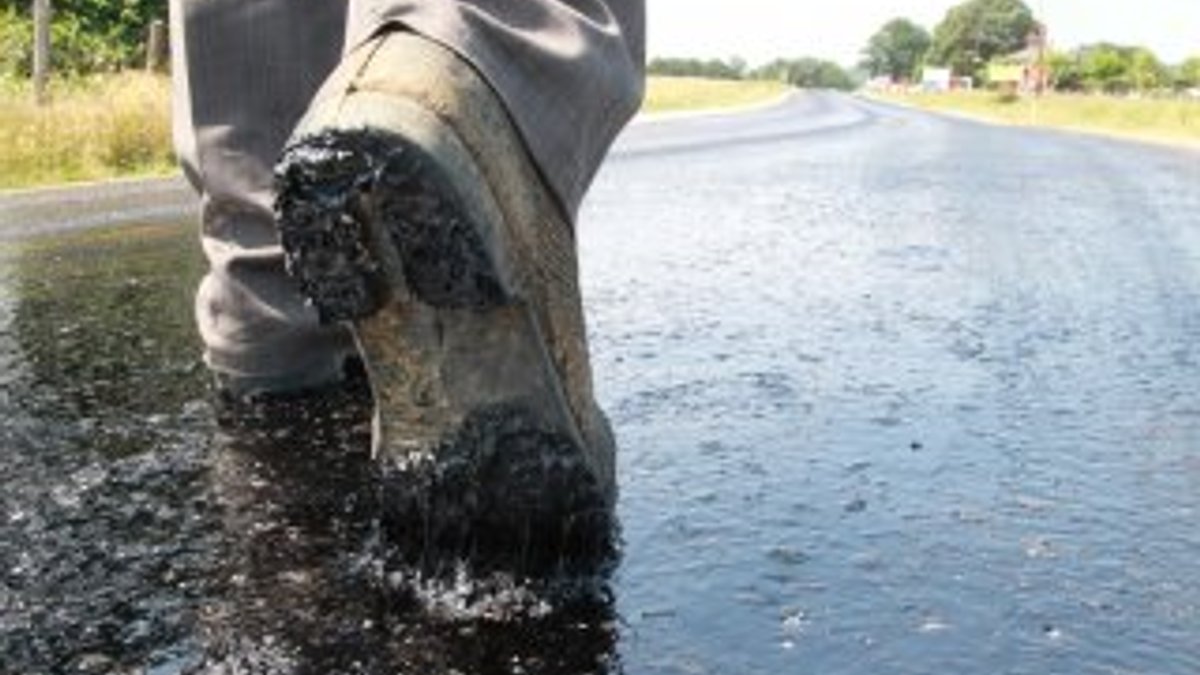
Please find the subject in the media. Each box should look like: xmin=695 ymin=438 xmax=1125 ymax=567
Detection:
xmin=860 ymin=0 xmax=1200 ymax=93
xmin=647 ymin=56 xmax=855 ymax=91
xmin=5 ymin=0 xmax=1195 ymax=96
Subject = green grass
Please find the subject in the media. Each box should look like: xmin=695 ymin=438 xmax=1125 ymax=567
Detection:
xmin=642 ymin=75 xmax=791 ymax=114
xmin=0 ymin=72 xmax=175 ymax=191
xmin=875 ymin=90 xmax=1200 ymax=146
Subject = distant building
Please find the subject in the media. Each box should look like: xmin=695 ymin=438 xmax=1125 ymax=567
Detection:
xmin=989 ymin=23 xmax=1049 ymax=93
xmin=864 ymin=69 xmax=970 ymax=94
xmin=863 ymin=76 xmax=908 ymax=93
xmin=987 ymin=51 xmax=1049 ymax=92
xmin=921 ymin=67 xmax=952 ymax=92
xmin=987 ymin=60 xmax=1026 ymax=89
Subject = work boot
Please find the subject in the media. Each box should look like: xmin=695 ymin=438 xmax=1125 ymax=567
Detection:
xmin=273 ymin=31 xmax=616 ymax=570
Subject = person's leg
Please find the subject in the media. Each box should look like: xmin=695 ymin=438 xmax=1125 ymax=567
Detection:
xmin=343 ymin=0 xmax=646 ymax=216
xmin=170 ymin=0 xmax=358 ymax=396
xmin=171 ymin=0 xmax=642 ymax=397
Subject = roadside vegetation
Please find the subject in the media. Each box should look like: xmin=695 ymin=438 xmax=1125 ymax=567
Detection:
xmin=648 ymin=55 xmax=856 ymax=91
xmin=2 ymin=0 xmax=1195 ymax=189
xmin=0 ymin=1 xmax=164 ymax=75
xmin=642 ymin=76 xmax=790 ymax=114
xmin=0 ymin=73 xmax=173 ymax=190
xmin=0 ymin=73 xmax=791 ymax=190
xmin=1 ymin=0 xmax=173 ymax=189
xmin=0 ymin=0 xmax=809 ymax=189
xmin=858 ymin=0 xmax=1200 ymax=145
xmin=881 ymin=91 xmax=1200 ymax=145
xmin=857 ymin=0 xmax=1200 ymax=93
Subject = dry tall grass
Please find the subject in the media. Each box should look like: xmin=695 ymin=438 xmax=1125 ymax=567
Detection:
xmin=642 ymin=76 xmax=791 ymax=114
xmin=0 ymin=73 xmax=174 ymax=190
xmin=0 ymin=73 xmax=795 ymax=189
xmin=877 ymin=91 xmax=1200 ymax=146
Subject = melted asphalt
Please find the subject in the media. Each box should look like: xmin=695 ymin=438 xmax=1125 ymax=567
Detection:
xmin=2 ymin=92 xmax=1199 ymax=673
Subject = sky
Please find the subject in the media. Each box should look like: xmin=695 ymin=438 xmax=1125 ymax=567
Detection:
xmin=647 ymin=0 xmax=1200 ymax=67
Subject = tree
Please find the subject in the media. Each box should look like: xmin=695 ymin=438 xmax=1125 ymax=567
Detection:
xmin=753 ymin=58 xmax=855 ymax=90
xmin=1079 ymin=43 xmax=1132 ymax=93
xmin=860 ymin=18 xmax=931 ymax=82
xmin=647 ymin=56 xmax=746 ymax=80
xmin=1128 ymin=48 xmax=1165 ymax=91
xmin=1046 ymin=50 xmax=1083 ymax=91
xmin=1178 ymin=56 xmax=1200 ymax=89
xmin=0 ymin=6 xmax=30 ymax=77
xmin=0 ymin=0 xmax=166 ymax=75
xmin=928 ymin=0 xmax=1036 ymax=81
xmin=30 ymin=0 xmax=165 ymax=62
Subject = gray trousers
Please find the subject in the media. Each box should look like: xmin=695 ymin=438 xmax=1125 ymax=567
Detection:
xmin=170 ymin=0 xmax=644 ymax=388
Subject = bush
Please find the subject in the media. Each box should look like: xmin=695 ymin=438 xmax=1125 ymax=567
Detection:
xmin=648 ymin=57 xmax=747 ymax=81
xmin=0 ymin=3 xmax=151 ymax=78
xmin=0 ymin=7 xmax=31 ymax=77
xmin=50 ymin=12 xmax=128 ymax=75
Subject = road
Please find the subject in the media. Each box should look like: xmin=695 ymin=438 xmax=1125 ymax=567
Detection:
xmin=1 ymin=92 xmax=1199 ymax=673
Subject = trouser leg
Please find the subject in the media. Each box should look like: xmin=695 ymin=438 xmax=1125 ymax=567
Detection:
xmin=345 ymin=0 xmax=646 ymax=217
xmin=170 ymin=0 xmax=357 ymax=393
xmin=173 ymin=0 xmax=643 ymax=392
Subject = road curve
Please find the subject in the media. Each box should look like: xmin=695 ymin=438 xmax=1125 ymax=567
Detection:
xmin=581 ymin=90 xmax=1200 ymax=673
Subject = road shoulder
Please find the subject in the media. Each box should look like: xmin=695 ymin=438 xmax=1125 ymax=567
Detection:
xmin=861 ymin=93 xmax=1200 ymax=153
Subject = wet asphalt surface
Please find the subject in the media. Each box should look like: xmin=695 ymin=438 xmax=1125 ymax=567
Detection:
xmin=1 ymin=91 xmax=1199 ymax=673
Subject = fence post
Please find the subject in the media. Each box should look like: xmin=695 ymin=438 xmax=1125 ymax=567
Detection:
xmin=146 ymin=19 xmax=168 ymax=72
xmin=32 ymin=0 xmax=51 ymax=104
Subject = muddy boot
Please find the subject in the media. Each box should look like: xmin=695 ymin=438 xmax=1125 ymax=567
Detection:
xmin=273 ymin=32 xmax=616 ymax=572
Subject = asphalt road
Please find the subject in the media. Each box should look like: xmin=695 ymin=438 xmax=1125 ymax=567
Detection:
xmin=2 ymin=92 xmax=1199 ymax=673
